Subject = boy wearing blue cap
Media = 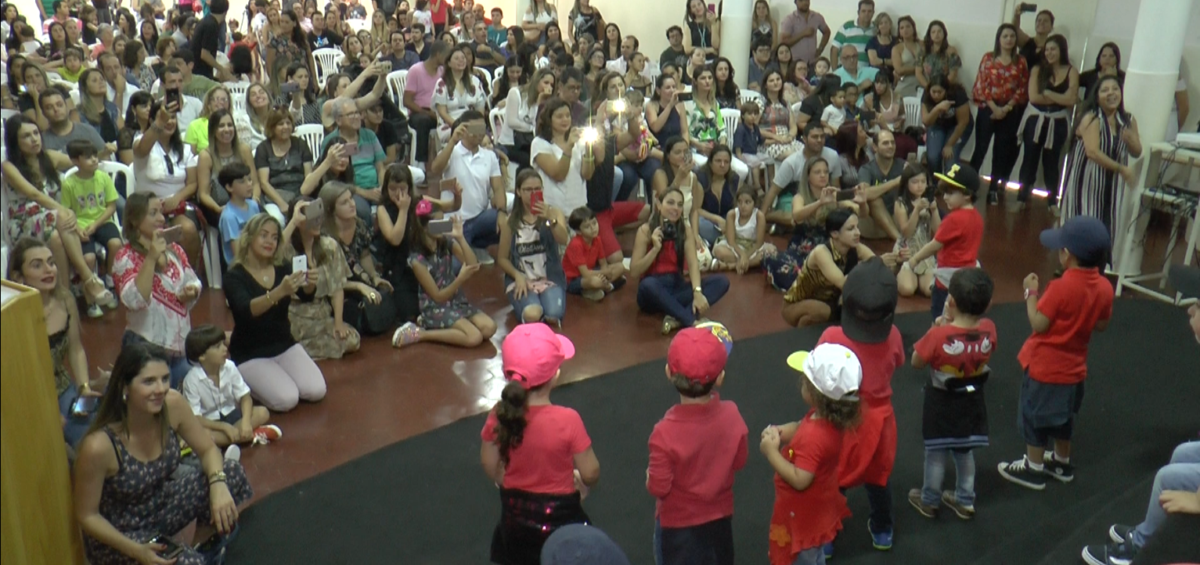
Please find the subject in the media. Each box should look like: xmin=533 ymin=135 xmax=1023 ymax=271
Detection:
xmin=647 ymin=327 xmax=748 ymax=565
xmin=998 ymin=216 xmax=1114 ymax=491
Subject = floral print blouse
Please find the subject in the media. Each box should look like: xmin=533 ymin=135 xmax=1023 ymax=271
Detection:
xmin=971 ymin=52 xmax=1029 ymax=106
xmin=921 ymin=50 xmax=962 ymax=83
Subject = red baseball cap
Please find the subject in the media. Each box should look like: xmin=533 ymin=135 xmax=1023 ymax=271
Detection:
xmin=667 ymin=328 xmax=728 ymax=384
xmin=502 ymin=323 xmax=575 ymax=389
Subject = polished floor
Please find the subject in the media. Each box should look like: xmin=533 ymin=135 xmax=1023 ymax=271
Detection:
xmin=74 ymin=196 xmax=1189 ymax=500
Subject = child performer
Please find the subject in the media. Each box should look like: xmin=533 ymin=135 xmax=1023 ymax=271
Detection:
xmin=908 ymin=268 xmax=997 ymax=520
xmin=762 ymin=343 xmax=864 ymax=565
xmin=905 ymin=163 xmax=984 ymax=319
xmin=648 ymin=326 xmax=748 ymax=565
xmin=999 ymin=216 xmax=1113 ymax=490
xmin=480 ymin=323 xmax=600 ymax=565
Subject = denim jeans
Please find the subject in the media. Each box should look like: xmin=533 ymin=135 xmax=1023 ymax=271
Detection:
xmin=653 ymin=516 xmax=735 ymax=565
xmin=352 ymin=194 xmax=374 ymax=227
xmin=698 ymin=217 xmax=721 ymax=246
xmin=619 ymin=158 xmax=662 ymax=202
xmin=121 ymin=330 xmax=192 ymax=389
xmin=58 ymin=381 xmax=96 ymax=448
xmin=507 ymin=284 xmax=567 ymax=323
xmin=922 ymin=448 xmax=976 ymax=507
xmin=1132 ymin=442 xmax=1200 ymax=548
xmin=636 ymin=273 xmax=730 ymax=326
xmin=463 ymin=208 xmax=501 ymax=250
xmin=790 ymin=547 xmax=826 ymax=565
xmin=925 ymin=119 xmax=973 ymax=175
xmin=931 ymin=284 xmax=948 ymax=320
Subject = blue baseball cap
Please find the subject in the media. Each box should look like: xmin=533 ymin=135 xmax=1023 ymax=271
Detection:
xmin=1169 ymin=265 xmax=1200 ymax=299
xmin=541 ymin=525 xmax=631 ymax=565
xmin=1039 ymin=216 xmax=1111 ymax=264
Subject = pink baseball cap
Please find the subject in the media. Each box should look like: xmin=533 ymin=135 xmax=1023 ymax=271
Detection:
xmin=668 ymin=327 xmax=728 ymax=384
xmin=502 ymin=323 xmax=575 ymax=389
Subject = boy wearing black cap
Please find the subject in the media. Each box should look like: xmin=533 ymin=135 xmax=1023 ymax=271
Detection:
xmin=906 ymin=163 xmax=985 ymax=319
xmin=908 ymin=268 xmax=997 ymax=520
xmin=816 ymin=257 xmax=906 ymax=552
xmin=999 ymin=216 xmax=1114 ymax=491
xmin=647 ymin=328 xmax=748 ymax=565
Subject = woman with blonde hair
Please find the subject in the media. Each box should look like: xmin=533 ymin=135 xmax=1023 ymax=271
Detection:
xmin=184 ymin=85 xmax=232 ymax=153
xmin=224 ymin=213 xmax=327 ymax=412
xmin=77 ymin=68 xmax=123 ymax=143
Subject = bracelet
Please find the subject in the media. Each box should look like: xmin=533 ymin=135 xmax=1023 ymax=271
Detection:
xmin=208 ymin=479 xmax=226 ymax=487
xmin=1024 ymin=288 xmax=1039 ymax=300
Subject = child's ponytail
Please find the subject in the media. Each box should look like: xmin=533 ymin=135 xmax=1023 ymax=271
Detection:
xmin=803 ymin=377 xmax=862 ymax=430
xmin=494 ymin=380 xmax=530 ymax=465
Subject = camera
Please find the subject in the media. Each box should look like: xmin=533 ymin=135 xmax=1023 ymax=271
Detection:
xmin=660 ymin=221 xmax=677 ymax=240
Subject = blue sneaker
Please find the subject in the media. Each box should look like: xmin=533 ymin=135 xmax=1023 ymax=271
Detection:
xmin=823 ymin=541 xmax=834 ymax=559
xmin=868 ymin=520 xmax=893 ymax=551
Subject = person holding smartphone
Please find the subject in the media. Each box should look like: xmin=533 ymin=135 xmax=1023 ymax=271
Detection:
xmin=7 ymin=237 xmax=109 ymax=448
xmin=428 ymin=110 xmax=508 ymax=262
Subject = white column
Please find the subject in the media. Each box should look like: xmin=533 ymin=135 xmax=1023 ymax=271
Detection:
xmin=1111 ymin=0 xmax=1191 ymax=274
xmin=720 ymin=0 xmax=752 ymax=89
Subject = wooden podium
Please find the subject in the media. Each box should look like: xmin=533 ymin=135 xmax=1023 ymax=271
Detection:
xmin=1 ymin=281 xmax=84 ymax=565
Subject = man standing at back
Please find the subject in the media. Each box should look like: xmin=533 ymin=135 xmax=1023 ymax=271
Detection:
xmin=192 ymin=0 xmax=232 ymax=81
xmin=779 ymin=0 xmax=830 ymax=65
xmin=830 ymin=0 xmax=874 ymax=68
xmin=404 ymin=40 xmax=449 ymax=168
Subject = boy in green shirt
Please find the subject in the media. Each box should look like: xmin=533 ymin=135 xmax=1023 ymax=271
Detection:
xmin=62 ymin=140 xmax=123 ymax=317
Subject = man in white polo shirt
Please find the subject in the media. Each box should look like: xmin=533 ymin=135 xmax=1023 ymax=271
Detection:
xmin=429 ymin=109 xmax=509 ymax=263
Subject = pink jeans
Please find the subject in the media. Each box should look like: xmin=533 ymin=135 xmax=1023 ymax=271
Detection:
xmin=238 ymin=344 xmax=326 ymax=412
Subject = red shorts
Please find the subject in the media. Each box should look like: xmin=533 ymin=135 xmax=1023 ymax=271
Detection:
xmin=594 ymin=202 xmax=644 ymax=258
xmin=837 ymin=399 xmax=897 ymax=488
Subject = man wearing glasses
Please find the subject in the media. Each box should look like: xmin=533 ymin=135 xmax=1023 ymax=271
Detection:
xmin=559 ymin=67 xmax=589 ymax=128
xmin=833 ymin=45 xmax=877 ymax=106
xmin=321 ymin=98 xmax=388 ymax=223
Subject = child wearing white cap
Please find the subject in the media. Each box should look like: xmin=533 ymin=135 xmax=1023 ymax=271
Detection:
xmin=480 ymin=323 xmax=599 ymax=565
xmin=761 ymin=344 xmax=863 ymax=565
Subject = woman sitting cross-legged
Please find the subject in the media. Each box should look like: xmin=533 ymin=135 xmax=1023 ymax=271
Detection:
xmin=712 ymin=185 xmax=777 ymax=274
xmin=498 ymin=169 xmax=571 ymax=326
xmin=782 ymin=207 xmax=903 ymax=327
xmin=695 ymin=144 xmax=740 ymax=248
xmin=73 ymin=342 xmax=253 ymax=565
xmin=390 ymin=209 xmax=498 ymax=349
xmin=224 ymin=213 xmax=327 ymax=413
xmin=630 ymin=187 xmax=730 ymax=335
xmin=282 ymin=197 xmax=362 ymax=360
xmin=322 ymin=181 xmax=398 ymax=337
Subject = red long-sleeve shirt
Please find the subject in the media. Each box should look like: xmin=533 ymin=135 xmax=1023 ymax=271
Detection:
xmin=647 ymin=396 xmax=749 ymax=528
xmin=971 ymin=52 xmax=1029 ymax=106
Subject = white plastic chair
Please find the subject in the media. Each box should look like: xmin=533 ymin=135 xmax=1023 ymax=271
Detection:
xmin=493 ymin=66 xmax=505 ymax=84
xmin=489 ymin=107 xmax=505 ymax=137
xmin=344 ymin=18 xmax=369 ymax=33
xmin=738 ymin=90 xmax=765 ymax=109
xmin=225 ymin=81 xmax=251 ymax=115
xmin=385 ymin=69 xmax=408 ymax=111
xmin=721 ymin=109 xmax=741 ymax=144
xmin=295 ymin=124 xmax=325 ymax=159
xmin=312 ymin=48 xmax=342 ymax=89
xmin=903 ymin=96 xmax=921 ymax=129
xmin=99 ymin=161 xmax=135 ymax=204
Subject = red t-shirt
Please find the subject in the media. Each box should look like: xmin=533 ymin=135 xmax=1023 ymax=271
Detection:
xmin=429 ymin=0 xmax=450 ymax=24
xmin=481 ymin=405 xmax=591 ymax=494
xmin=647 ymin=396 xmax=749 ymax=528
xmin=934 ymin=207 xmax=984 ymax=285
xmin=768 ymin=411 xmax=850 ymax=565
xmin=915 ymin=320 xmax=998 ymax=386
xmin=1017 ymin=268 xmax=1114 ymax=384
xmin=818 ymin=326 xmax=905 ymax=404
xmin=563 ymin=235 xmax=603 ymax=281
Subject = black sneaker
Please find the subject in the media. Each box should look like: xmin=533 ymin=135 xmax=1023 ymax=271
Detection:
xmin=1041 ymin=453 xmax=1076 ymax=483
xmin=1108 ymin=524 xmax=1134 ymax=544
xmin=997 ymin=456 xmax=1047 ymax=490
xmin=1081 ymin=539 xmax=1138 ymax=565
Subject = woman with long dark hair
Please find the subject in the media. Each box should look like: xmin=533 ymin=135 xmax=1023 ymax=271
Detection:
xmin=78 ymin=68 xmax=123 ymax=143
xmin=599 ymin=22 xmax=620 ymax=61
xmin=630 ymin=186 xmax=730 ymax=334
xmin=921 ymin=74 xmax=973 ymax=174
xmin=502 ymin=67 xmax=553 ymax=177
xmin=196 ymin=109 xmax=270 ymax=227
xmin=431 ymin=44 xmax=486 ymax=142
xmin=138 ymin=18 xmax=160 ymax=57
xmin=73 ymin=342 xmax=252 ymax=565
xmin=3 ymin=115 xmax=114 ymax=307
xmin=916 ymin=20 xmax=960 ymax=89
xmin=133 ymin=99 xmax=203 ymax=266
xmin=481 ymin=323 xmax=596 ymax=565
xmin=1058 ymin=75 xmax=1141 ymax=260
xmin=1078 ymin=42 xmax=1124 ymax=105
xmin=712 ymin=57 xmax=740 ymax=110
xmin=122 ymin=39 xmax=155 ymax=90
xmin=891 ymin=15 xmax=923 ymax=97
xmin=498 ymin=169 xmax=570 ymax=326
xmin=696 ymin=144 xmax=739 ymax=248
xmin=682 ymin=0 xmax=719 ymax=63
xmin=1016 ymin=34 xmax=1077 ymax=210
xmin=267 ymin=10 xmax=315 ymax=97
xmin=969 ymin=23 xmax=1029 ymax=205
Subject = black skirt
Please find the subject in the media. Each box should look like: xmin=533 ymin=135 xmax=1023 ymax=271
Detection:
xmin=491 ymin=489 xmax=590 ymax=565
xmin=922 ymin=384 xmax=989 ymax=450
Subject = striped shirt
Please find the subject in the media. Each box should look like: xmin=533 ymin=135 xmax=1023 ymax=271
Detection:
xmin=831 ymin=21 xmax=874 ymax=67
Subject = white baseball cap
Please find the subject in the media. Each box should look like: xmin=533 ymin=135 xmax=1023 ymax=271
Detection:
xmin=786 ymin=344 xmax=862 ymax=402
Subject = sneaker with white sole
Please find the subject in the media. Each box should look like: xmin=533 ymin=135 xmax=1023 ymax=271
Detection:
xmin=87 ymin=303 xmax=104 ymax=318
xmin=392 ymin=322 xmax=421 ymax=348
xmin=940 ymin=490 xmax=975 ymax=520
xmin=224 ymin=444 xmax=241 ymax=462
xmin=1082 ymin=539 xmax=1137 ymax=565
xmin=253 ymin=425 xmax=282 ymax=444
xmin=581 ymin=289 xmax=605 ymax=301
xmin=661 ymin=316 xmax=683 ymax=335
xmin=998 ymin=456 xmax=1047 ymax=490
xmin=1108 ymin=524 xmax=1133 ymax=544
xmin=472 ymin=247 xmax=495 ymax=265
xmin=1042 ymin=452 xmax=1076 ymax=483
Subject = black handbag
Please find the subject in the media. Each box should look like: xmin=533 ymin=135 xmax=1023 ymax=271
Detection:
xmin=343 ymin=291 xmax=397 ymax=336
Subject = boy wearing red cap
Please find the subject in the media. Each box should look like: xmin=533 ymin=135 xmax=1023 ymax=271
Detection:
xmin=816 ymin=258 xmax=906 ymax=553
xmin=647 ymin=327 xmax=749 ymax=565
xmin=481 ymin=324 xmax=600 ymax=565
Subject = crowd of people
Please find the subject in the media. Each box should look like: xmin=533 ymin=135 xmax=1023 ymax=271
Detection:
xmin=2 ymin=0 xmax=1197 ymax=563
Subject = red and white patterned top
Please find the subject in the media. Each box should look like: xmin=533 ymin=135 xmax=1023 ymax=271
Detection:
xmin=971 ymin=52 xmax=1029 ymax=106
xmin=112 ymin=243 xmax=200 ymax=354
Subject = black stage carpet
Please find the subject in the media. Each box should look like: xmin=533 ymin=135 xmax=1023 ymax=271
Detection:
xmin=228 ymin=300 xmax=1200 ymax=565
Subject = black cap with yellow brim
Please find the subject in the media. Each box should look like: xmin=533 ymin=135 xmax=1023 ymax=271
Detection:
xmin=934 ymin=163 xmax=981 ymax=194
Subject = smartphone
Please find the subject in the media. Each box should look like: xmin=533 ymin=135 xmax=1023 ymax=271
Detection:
xmin=467 ymin=121 xmax=486 ymax=137
xmin=531 ymin=190 xmax=544 ymax=209
xmin=677 ymin=92 xmax=694 ymax=103
xmin=280 ymin=82 xmax=299 ymax=95
xmin=149 ymin=535 xmax=185 ymax=559
xmin=292 ymin=254 xmax=308 ymax=274
xmin=304 ymin=199 xmax=324 ymax=231
xmin=164 ymin=88 xmax=181 ymax=111
xmin=708 ymin=2 xmax=715 ymax=13
xmin=427 ymin=218 xmax=453 ymax=235
xmin=1020 ymin=2 xmax=1037 ymax=12
xmin=159 ymin=225 xmax=183 ymax=244
xmin=71 ymin=395 xmax=99 ymax=417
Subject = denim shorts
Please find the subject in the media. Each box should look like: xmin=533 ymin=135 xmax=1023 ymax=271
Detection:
xmin=1018 ymin=371 xmax=1085 ymax=446
xmin=218 ymin=406 xmax=243 ymax=425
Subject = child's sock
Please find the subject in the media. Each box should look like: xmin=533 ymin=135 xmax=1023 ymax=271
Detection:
xmin=1026 ymin=457 xmax=1044 ymax=472
xmin=1053 ymin=453 xmax=1070 ymax=464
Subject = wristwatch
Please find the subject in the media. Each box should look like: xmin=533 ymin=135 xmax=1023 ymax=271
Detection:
xmin=694 ymin=286 xmax=703 ymax=293
xmin=208 ymin=471 xmax=228 ymax=485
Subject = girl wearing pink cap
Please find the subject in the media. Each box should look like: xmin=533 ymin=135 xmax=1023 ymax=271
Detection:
xmin=481 ymin=323 xmax=600 ymax=565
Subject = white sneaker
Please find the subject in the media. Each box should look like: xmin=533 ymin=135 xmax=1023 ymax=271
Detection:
xmin=472 ymin=247 xmax=495 ymax=265
xmin=224 ymin=444 xmax=241 ymax=462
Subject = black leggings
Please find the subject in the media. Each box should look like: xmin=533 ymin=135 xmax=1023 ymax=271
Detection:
xmin=1017 ymin=115 xmax=1068 ymax=204
xmin=970 ymin=105 xmax=1025 ymax=198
